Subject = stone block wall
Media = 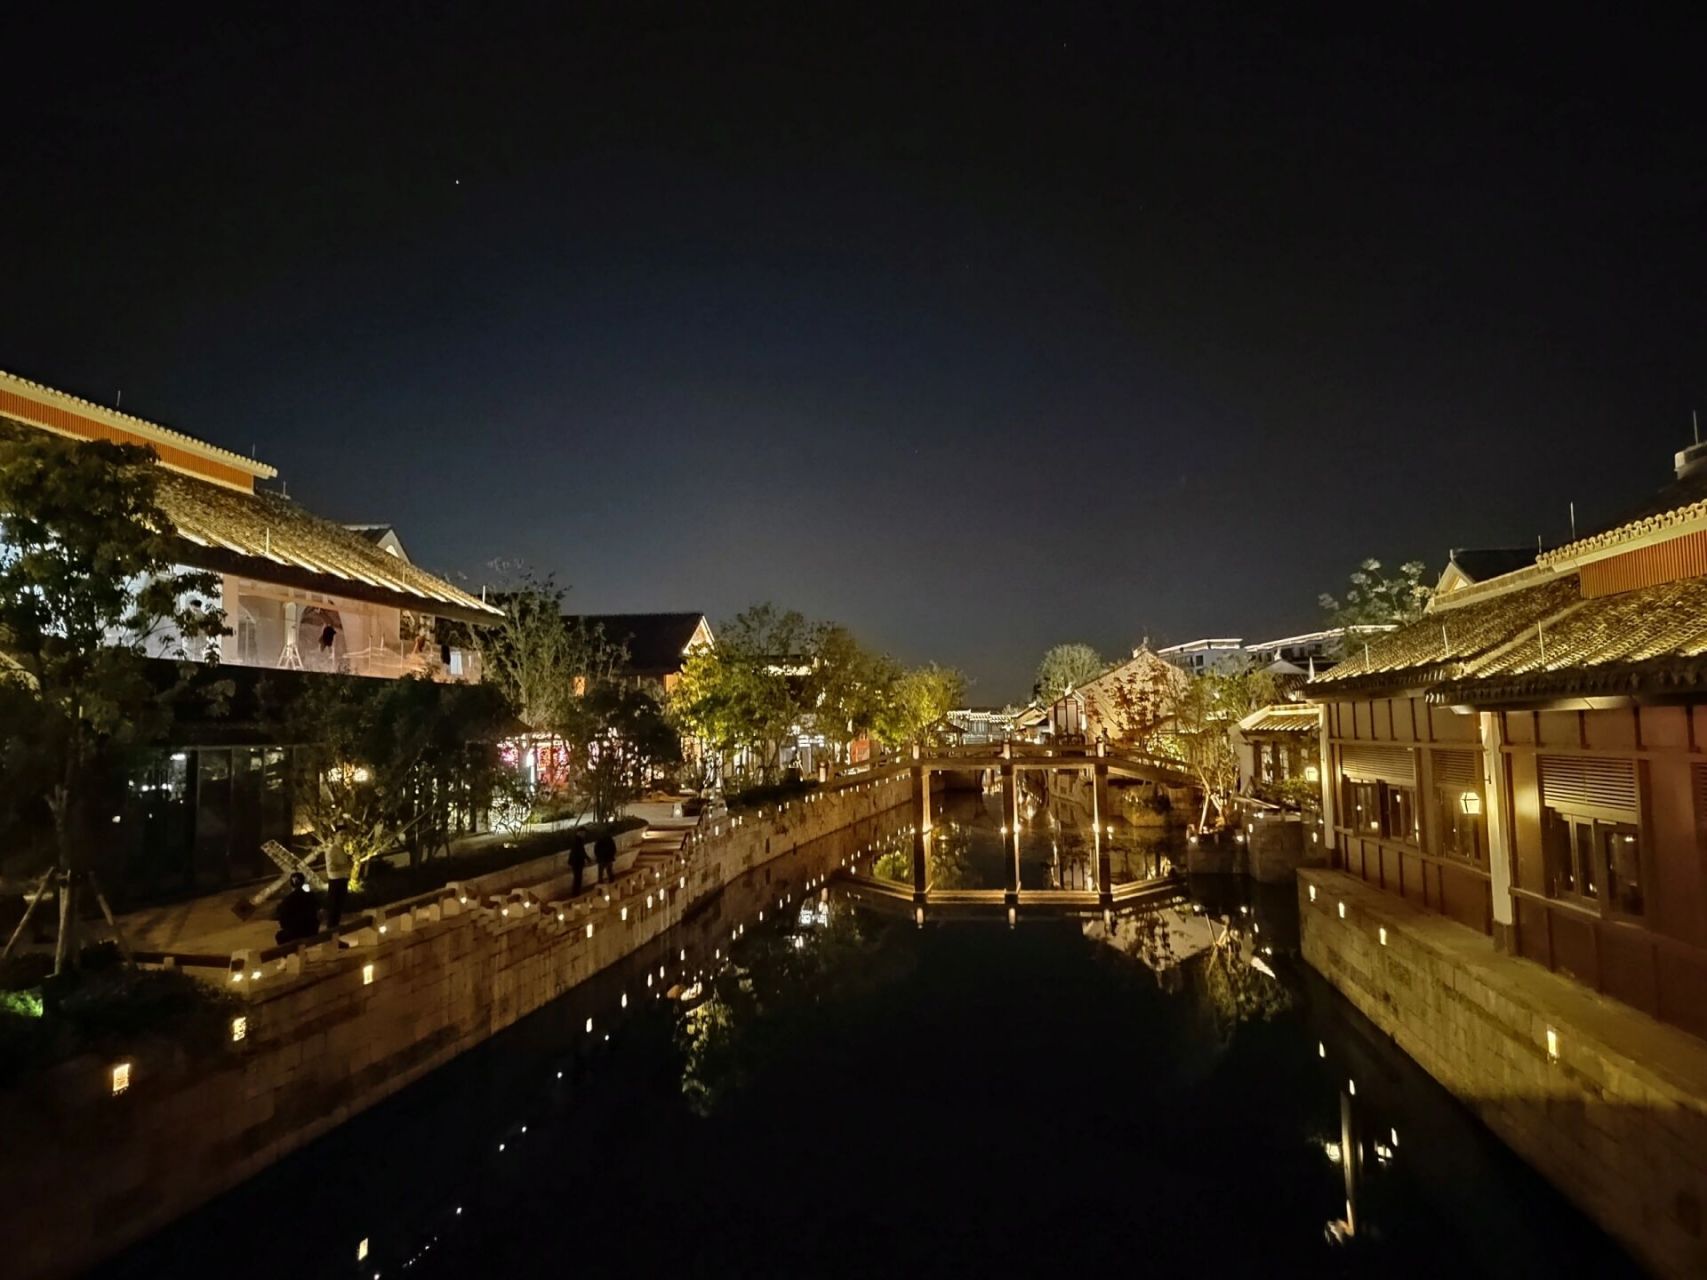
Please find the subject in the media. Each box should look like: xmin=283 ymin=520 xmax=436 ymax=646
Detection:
xmin=0 ymin=775 xmax=910 ymax=1280
xmin=1300 ymin=867 xmax=1707 ymax=1279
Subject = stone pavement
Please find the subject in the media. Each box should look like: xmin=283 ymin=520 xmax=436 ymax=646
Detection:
xmin=113 ymin=805 xmax=700 ymax=959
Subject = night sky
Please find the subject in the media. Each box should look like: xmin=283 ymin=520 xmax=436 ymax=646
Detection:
xmin=4 ymin=5 xmax=1704 ymax=701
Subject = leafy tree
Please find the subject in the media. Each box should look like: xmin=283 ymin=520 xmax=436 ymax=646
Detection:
xmin=806 ymin=623 xmax=900 ymax=762
xmin=874 ymin=663 xmax=966 ymax=750
xmin=474 ymin=566 xmax=623 ymax=733
xmin=562 ymin=681 xmax=682 ymax=822
xmin=0 ymin=427 xmax=227 ymax=971
xmin=1319 ymin=558 xmax=1432 ymax=636
xmin=269 ymin=675 xmax=517 ymax=884
xmin=1035 ymin=643 xmax=1105 ymax=700
xmin=671 ymin=604 xmax=812 ymax=780
xmin=1103 ymin=655 xmax=1181 ymax=755
xmin=1173 ymin=664 xmax=1277 ymax=830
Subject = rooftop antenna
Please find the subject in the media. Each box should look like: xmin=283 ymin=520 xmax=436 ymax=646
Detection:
xmin=115 ymin=389 xmax=122 ymax=410
xmin=1694 ymin=410 xmax=1701 ymax=445
xmin=1569 ymin=501 xmax=1577 ymax=541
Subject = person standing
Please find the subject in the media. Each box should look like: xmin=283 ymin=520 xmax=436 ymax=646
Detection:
xmin=594 ymin=830 xmax=617 ymax=884
xmin=567 ymin=830 xmax=589 ymax=896
xmin=325 ymin=831 xmax=352 ymax=930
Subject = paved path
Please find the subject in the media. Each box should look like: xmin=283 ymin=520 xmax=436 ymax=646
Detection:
xmin=114 ymin=803 xmax=702 ymax=958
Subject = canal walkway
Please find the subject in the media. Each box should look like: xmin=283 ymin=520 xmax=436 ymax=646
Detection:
xmin=114 ymin=802 xmax=699 ymax=962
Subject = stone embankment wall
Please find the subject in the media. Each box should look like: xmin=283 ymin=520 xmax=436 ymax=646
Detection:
xmin=1299 ymin=867 xmax=1707 ymax=1280
xmin=0 ymin=776 xmax=909 ymax=1280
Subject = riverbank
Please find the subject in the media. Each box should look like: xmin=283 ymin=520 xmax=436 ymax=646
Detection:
xmin=1300 ymin=866 xmax=1707 ymax=1279
xmin=0 ymin=775 xmax=910 ymax=1279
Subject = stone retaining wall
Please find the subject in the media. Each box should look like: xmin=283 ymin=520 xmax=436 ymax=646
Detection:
xmin=0 ymin=776 xmax=909 ymax=1280
xmin=1299 ymin=867 xmax=1707 ymax=1279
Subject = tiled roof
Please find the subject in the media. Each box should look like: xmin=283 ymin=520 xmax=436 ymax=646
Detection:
xmin=1307 ymin=576 xmax=1581 ymax=695
xmin=1433 ymin=575 xmax=1707 ymax=703
xmin=1239 ymin=705 xmax=1320 ymax=735
xmin=155 ymin=471 xmax=500 ymax=623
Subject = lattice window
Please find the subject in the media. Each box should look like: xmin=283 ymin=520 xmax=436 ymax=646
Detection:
xmin=1341 ymin=744 xmax=1416 ymax=786
xmin=1539 ymin=755 xmax=1639 ymax=818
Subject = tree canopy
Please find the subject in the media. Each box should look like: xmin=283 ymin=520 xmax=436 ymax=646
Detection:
xmin=0 ymin=427 xmax=228 ymax=968
xmin=1319 ymin=558 xmax=1433 ymax=633
xmin=1035 ymin=643 xmax=1105 ymax=700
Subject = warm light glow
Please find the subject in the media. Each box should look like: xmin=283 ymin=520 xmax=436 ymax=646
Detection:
xmin=358 ymin=1238 xmax=369 ymax=1262
xmin=1546 ymin=1026 xmax=1560 ymax=1061
xmin=1337 ymin=901 xmax=1346 ymax=920
xmin=231 ymin=1016 xmax=247 ymax=1043
xmin=1308 ymin=884 xmax=1317 ymax=903
xmin=1460 ymin=790 xmax=1482 ymax=816
xmin=1317 ymin=1041 xmax=1326 ymax=1059
xmin=111 ymin=1062 xmax=131 ymax=1096
xmin=362 ymin=963 xmax=375 ymax=986
xmin=586 ymin=1017 xmax=594 ymax=1033
xmin=1378 ymin=927 xmax=1388 ymax=946
xmin=1347 ymin=1078 xmax=1356 ymax=1096
xmin=586 ymin=922 xmax=594 ymax=938
xmin=1304 ymin=764 xmax=1320 ymax=783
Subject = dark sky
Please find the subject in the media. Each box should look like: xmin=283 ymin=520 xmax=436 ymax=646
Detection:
xmin=4 ymin=4 xmax=1704 ymax=701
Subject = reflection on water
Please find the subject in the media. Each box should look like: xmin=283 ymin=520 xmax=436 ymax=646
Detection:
xmin=103 ymin=823 xmax=1639 ymax=1280
xmin=868 ymin=783 xmax=1181 ymax=891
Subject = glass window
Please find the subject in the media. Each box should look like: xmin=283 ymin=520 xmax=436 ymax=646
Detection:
xmin=1344 ymin=779 xmax=1380 ymax=834
xmin=1385 ymin=785 xmax=1417 ymax=844
xmin=1542 ymin=807 xmax=1578 ymax=898
xmin=1543 ymin=807 xmax=1641 ymax=915
xmin=1601 ymin=822 xmax=1643 ymax=916
xmin=1435 ymin=787 xmax=1483 ymax=861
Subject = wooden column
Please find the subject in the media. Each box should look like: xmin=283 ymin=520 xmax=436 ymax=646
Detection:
xmin=1480 ymin=711 xmax=1516 ymax=950
xmin=1003 ymin=758 xmax=1020 ymax=905
xmin=911 ymin=746 xmax=931 ymax=903
xmin=1094 ymin=759 xmax=1112 ymax=906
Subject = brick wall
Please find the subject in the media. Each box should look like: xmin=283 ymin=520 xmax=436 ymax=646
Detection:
xmin=0 ymin=776 xmax=910 ymax=1279
xmin=1300 ymin=867 xmax=1707 ymax=1279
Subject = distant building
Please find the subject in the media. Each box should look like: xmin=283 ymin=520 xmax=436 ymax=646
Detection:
xmin=1156 ymin=637 xmax=1246 ymax=675
xmin=946 ymin=707 xmax=1016 ymax=745
xmin=1069 ymin=646 xmax=1189 ymax=749
xmin=1244 ymin=626 xmax=1393 ymax=677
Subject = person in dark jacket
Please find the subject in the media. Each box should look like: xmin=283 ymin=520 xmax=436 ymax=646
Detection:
xmin=594 ymin=831 xmax=617 ymax=883
xmin=274 ymin=872 xmax=320 ymax=944
xmin=567 ymin=831 xmax=589 ymax=896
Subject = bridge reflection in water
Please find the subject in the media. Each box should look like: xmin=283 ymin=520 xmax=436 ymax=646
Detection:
xmin=832 ymin=743 xmax=1196 ymax=923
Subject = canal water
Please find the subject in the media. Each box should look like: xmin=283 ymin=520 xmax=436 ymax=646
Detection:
xmin=101 ymin=793 xmax=1638 ymax=1279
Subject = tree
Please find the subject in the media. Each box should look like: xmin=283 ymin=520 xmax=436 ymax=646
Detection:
xmin=563 ymin=682 xmax=682 ymax=822
xmin=1035 ymin=643 xmax=1105 ymax=701
xmin=670 ymin=604 xmax=812 ymax=781
xmin=0 ymin=427 xmax=226 ymax=972
xmin=1103 ymin=657 xmax=1180 ymax=755
xmin=1173 ymin=663 xmax=1277 ymax=830
xmin=1319 ymin=558 xmax=1432 ymax=636
xmin=474 ymin=567 xmax=619 ymax=733
xmin=874 ymin=663 xmax=966 ymax=750
xmin=805 ymin=623 xmax=899 ymax=762
xmin=269 ymin=674 xmax=518 ymax=885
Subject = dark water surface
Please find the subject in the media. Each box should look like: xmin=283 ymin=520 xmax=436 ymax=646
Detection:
xmin=101 ymin=810 xmax=1638 ymax=1279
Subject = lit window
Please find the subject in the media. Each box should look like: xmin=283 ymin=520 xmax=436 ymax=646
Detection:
xmin=231 ymin=1016 xmax=248 ymax=1043
xmin=111 ymin=1062 xmax=131 ymax=1096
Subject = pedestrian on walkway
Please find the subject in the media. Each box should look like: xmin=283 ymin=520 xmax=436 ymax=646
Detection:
xmin=594 ymin=831 xmax=617 ymax=883
xmin=567 ymin=830 xmax=589 ymax=896
xmin=325 ymin=831 xmax=353 ymax=931
xmin=275 ymin=872 xmax=320 ymax=945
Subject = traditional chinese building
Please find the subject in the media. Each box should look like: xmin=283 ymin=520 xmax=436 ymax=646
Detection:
xmin=1308 ymin=442 xmax=1707 ymax=1038
xmin=0 ymin=369 xmax=504 ymax=890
